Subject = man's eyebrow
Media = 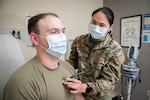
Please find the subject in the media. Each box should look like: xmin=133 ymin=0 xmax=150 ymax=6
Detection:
xmin=47 ymin=27 xmax=65 ymax=32
xmin=47 ymin=28 xmax=58 ymax=32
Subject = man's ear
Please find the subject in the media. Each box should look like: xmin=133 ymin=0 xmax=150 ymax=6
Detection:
xmin=29 ymin=32 xmax=39 ymax=45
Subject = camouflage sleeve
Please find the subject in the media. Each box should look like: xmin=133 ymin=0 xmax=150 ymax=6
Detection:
xmin=67 ymin=38 xmax=79 ymax=69
xmin=87 ymin=49 xmax=125 ymax=96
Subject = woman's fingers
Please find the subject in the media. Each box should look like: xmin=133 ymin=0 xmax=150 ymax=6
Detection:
xmin=63 ymin=78 xmax=87 ymax=94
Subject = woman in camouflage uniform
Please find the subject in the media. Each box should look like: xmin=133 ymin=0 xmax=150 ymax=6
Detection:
xmin=64 ymin=7 xmax=125 ymax=100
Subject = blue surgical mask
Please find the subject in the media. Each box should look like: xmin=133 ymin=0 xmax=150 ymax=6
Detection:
xmin=89 ymin=24 xmax=107 ymax=39
xmin=38 ymin=33 xmax=67 ymax=57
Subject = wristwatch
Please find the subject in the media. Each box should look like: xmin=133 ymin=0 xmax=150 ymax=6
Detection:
xmin=86 ymin=83 xmax=92 ymax=93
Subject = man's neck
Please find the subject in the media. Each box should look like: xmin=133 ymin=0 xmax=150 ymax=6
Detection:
xmin=36 ymin=53 xmax=59 ymax=69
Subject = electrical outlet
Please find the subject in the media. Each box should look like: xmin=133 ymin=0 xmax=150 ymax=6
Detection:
xmin=147 ymin=90 xmax=150 ymax=97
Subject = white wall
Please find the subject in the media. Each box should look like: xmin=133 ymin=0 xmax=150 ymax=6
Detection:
xmin=0 ymin=0 xmax=103 ymax=39
xmin=0 ymin=0 xmax=103 ymax=60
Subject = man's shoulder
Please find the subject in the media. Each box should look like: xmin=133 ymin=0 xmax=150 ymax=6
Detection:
xmin=8 ymin=58 xmax=38 ymax=82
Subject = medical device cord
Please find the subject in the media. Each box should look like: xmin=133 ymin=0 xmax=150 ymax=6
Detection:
xmin=70 ymin=42 xmax=93 ymax=78
xmin=62 ymin=52 xmax=92 ymax=83
xmin=70 ymin=63 xmax=93 ymax=78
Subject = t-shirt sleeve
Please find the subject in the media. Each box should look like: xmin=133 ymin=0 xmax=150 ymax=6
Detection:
xmin=3 ymin=71 xmax=40 ymax=100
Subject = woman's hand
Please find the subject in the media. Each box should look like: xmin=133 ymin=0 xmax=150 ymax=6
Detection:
xmin=63 ymin=78 xmax=87 ymax=94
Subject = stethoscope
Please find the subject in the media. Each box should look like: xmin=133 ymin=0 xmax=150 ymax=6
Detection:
xmin=70 ymin=40 xmax=95 ymax=79
xmin=62 ymin=35 xmax=118 ymax=85
xmin=62 ymin=43 xmax=93 ymax=83
xmin=70 ymin=63 xmax=93 ymax=78
xmin=62 ymin=62 xmax=93 ymax=83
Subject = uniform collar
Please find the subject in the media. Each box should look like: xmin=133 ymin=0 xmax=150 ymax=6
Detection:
xmin=85 ymin=34 xmax=113 ymax=50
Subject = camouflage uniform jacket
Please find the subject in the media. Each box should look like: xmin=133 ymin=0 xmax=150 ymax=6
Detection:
xmin=68 ymin=34 xmax=125 ymax=100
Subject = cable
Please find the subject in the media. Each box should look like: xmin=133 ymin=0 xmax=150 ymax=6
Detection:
xmin=62 ymin=46 xmax=93 ymax=82
xmin=70 ymin=42 xmax=93 ymax=78
xmin=70 ymin=63 xmax=93 ymax=78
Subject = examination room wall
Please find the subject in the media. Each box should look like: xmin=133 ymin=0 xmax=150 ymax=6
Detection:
xmin=0 ymin=0 xmax=103 ymax=99
xmin=104 ymin=0 xmax=150 ymax=100
xmin=0 ymin=0 xmax=103 ymax=39
xmin=0 ymin=0 xmax=103 ymax=60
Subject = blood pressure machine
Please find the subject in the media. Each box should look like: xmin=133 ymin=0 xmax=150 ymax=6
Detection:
xmin=122 ymin=45 xmax=141 ymax=100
